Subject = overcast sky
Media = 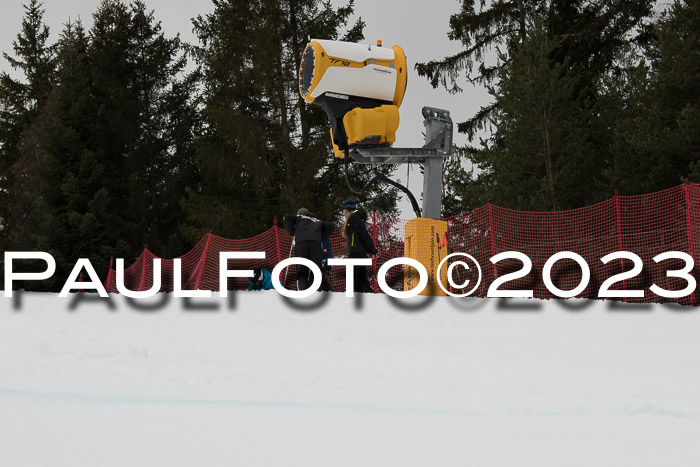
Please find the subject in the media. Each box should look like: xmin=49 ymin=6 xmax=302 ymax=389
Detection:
xmin=1 ymin=0 xmax=491 ymax=218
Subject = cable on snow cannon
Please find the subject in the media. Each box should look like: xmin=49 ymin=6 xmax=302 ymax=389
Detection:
xmin=299 ymin=39 xmax=407 ymax=157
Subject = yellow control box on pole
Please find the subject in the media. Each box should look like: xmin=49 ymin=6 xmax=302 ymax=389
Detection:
xmin=343 ymin=105 xmax=399 ymax=145
xmin=404 ymin=218 xmax=448 ymax=296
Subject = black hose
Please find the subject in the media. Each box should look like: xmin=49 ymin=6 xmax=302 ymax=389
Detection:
xmin=375 ymin=173 xmax=422 ymax=218
xmin=343 ymin=143 xmax=421 ymax=218
xmin=343 ymin=151 xmax=380 ymax=194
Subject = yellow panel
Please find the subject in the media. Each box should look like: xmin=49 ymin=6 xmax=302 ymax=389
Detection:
xmin=391 ymin=45 xmax=407 ymax=107
xmin=404 ymin=218 xmax=448 ymax=296
xmin=342 ymin=105 xmax=399 ymax=145
xmin=330 ymin=128 xmax=345 ymax=158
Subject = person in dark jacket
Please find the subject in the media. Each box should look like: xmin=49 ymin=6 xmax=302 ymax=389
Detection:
xmin=283 ymin=208 xmax=335 ymax=291
xmin=247 ymin=266 xmax=274 ymax=291
xmin=340 ymin=199 xmax=377 ymax=293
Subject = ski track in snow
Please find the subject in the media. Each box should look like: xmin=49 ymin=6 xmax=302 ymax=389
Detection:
xmin=2 ymin=386 xmax=698 ymax=421
xmin=1 ymin=292 xmax=700 ymax=466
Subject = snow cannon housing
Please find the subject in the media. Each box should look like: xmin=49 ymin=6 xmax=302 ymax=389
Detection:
xmin=299 ymin=39 xmax=407 ymax=158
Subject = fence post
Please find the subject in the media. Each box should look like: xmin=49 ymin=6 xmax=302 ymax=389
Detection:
xmin=139 ymin=249 xmax=147 ymax=292
xmin=274 ymin=219 xmax=281 ymax=263
xmin=488 ymin=203 xmax=498 ymax=279
xmin=685 ymin=182 xmax=696 ymax=306
xmin=195 ymin=233 xmax=213 ymax=291
xmin=104 ymin=257 xmax=114 ymax=294
xmin=615 ymin=190 xmax=628 ymax=302
xmin=373 ymin=209 xmax=378 ymax=294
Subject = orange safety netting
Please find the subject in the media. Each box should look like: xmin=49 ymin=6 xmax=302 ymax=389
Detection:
xmin=104 ymin=182 xmax=700 ymax=306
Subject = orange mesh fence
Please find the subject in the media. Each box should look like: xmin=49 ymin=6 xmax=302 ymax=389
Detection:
xmin=104 ymin=183 xmax=700 ymax=305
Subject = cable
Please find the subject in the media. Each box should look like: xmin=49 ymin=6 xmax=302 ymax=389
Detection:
xmin=376 ymin=172 xmax=422 ymax=218
xmin=343 ymin=142 xmax=422 ymax=218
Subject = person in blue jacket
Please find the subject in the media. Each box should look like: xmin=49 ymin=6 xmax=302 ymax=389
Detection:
xmin=247 ymin=266 xmax=274 ymax=291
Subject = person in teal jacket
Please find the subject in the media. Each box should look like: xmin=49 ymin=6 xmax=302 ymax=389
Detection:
xmin=247 ymin=266 xmax=274 ymax=291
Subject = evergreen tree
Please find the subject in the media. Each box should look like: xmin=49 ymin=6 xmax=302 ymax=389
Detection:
xmin=602 ymin=0 xmax=700 ymax=194
xmin=415 ymin=0 xmax=538 ymax=139
xmin=21 ymin=0 xmax=199 ymax=287
xmin=0 ymin=0 xmax=54 ymax=252
xmin=546 ymin=0 xmax=653 ymax=96
xmin=417 ymin=0 xmax=653 ymax=141
xmin=661 ymin=0 xmax=700 ymax=182
xmin=82 ymin=0 xmax=198 ymax=264
xmin=461 ymin=17 xmax=596 ymax=211
xmin=32 ymin=20 xmax=98 ymax=286
xmin=183 ymin=0 xmax=397 ymax=242
xmin=418 ymin=1 xmax=654 ymax=213
xmin=1 ymin=0 xmax=54 ymax=112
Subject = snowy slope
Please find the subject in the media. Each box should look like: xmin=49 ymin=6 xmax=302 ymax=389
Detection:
xmin=1 ymin=292 xmax=700 ymax=466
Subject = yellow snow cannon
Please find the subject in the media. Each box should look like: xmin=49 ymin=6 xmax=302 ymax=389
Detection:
xmin=298 ymin=39 xmax=407 ymax=157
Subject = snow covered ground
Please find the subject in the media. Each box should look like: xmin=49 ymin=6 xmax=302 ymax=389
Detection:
xmin=1 ymin=291 xmax=700 ymax=466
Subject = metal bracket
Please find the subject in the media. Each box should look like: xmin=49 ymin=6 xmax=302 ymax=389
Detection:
xmin=349 ymin=106 xmax=453 ymax=219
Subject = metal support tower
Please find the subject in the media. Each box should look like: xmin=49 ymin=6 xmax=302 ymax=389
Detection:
xmin=348 ymin=107 xmax=453 ymax=219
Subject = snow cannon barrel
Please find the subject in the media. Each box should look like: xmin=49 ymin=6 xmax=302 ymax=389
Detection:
xmin=298 ymin=39 xmax=407 ymax=158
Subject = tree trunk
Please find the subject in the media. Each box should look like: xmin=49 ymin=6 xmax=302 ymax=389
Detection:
xmin=542 ymin=101 xmax=557 ymax=211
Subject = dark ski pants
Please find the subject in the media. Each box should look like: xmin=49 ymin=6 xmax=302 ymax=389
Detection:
xmin=295 ymin=240 xmax=324 ymax=291
xmin=350 ymin=251 xmax=373 ymax=293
